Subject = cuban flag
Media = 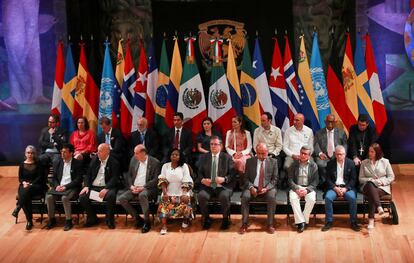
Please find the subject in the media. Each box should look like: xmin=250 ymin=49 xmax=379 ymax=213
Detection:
xmin=131 ymin=40 xmax=147 ymax=132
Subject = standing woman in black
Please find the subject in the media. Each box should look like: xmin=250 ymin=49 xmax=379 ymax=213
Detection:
xmin=18 ymin=145 xmax=46 ymax=230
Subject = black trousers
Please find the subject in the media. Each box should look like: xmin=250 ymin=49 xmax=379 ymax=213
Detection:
xmin=79 ymin=186 xmax=117 ymax=221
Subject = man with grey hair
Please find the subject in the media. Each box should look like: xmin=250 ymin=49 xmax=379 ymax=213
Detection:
xmin=117 ymin=144 xmax=160 ymax=233
xmin=288 ymin=146 xmax=318 ymax=233
xmin=130 ymin=117 xmax=160 ymax=160
xmin=322 ymin=145 xmax=360 ymax=232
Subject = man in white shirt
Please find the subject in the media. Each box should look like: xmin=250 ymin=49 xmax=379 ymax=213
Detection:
xmin=288 ymin=146 xmax=318 ymax=233
xmin=283 ymin=113 xmax=314 ymax=171
xmin=79 ymin=143 xmax=120 ymax=229
xmin=45 ymin=143 xmax=83 ymax=231
xmin=313 ymin=114 xmax=347 ymax=189
xmin=322 ymin=145 xmax=360 ymax=232
xmin=253 ymin=112 xmax=283 ymax=169
xmin=117 ymin=144 xmax=161 ymax=233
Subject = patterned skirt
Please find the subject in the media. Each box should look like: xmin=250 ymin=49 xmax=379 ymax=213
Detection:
xmin=157 ymin=196 xmax=193 ymax=219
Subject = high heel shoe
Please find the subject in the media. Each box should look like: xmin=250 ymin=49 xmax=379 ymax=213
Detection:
xmin=26 ymin=220 xmax=33 ymax=230
xmin=11 ymin=206 xmax=21 ymax=218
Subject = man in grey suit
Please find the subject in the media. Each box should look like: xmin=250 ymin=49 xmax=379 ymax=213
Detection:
xmin=239 ymin=143 xmax=278 ymax=234
xmin=288 ymin=146 xmax=319 ymax=233
xmin=313 ymin=114 xmax=347 ymax=189
xmin=117 ymin=144 xmax=161 ymax=233
xmin=197 ymin=136 xmax=236 ymax=230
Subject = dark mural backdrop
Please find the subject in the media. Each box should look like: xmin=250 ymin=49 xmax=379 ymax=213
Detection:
xmin=0 ymin=0 xmax=413 ymax=163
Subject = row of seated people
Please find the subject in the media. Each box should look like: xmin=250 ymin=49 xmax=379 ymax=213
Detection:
xmin=37 ymin=110 xmax=377 ymax=183
xmin=15 ymin=135 xmax=394 ymax=234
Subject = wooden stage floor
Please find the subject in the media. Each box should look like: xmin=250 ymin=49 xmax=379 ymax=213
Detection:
xmin=0 ymin=165 xmax=413 ymax=263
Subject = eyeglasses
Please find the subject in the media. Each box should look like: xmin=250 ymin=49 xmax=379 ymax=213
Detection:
xmin=48 ymin=121 xmax=56 ymax=123
xmin=210 ymin=143 xmax=221 ymax=146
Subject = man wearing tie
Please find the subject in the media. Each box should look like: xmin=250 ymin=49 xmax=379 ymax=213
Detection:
xmin=239 ymin=143 xmax=278 ymax=234
xmin=313 ymin=114 xmax=347 ymax=189
xmin=162 ymin=112 xmax=192 ymax=164
xmin=79 ymin=143 xmax=120 ymax=229
xmin=45 ymin=143 xmax=83 ymax=231
xmin=117 ymin=144 xmax=161 ymax=233
xmin=130 ymin=117 xmax=160 ymax=160
xmin=288 ymin=146 xmax=319 ymax=233
xmin=196 ymin=136 xmax=235 ymax=230
xmin=98 ymin=117 xmax=125 ymax=164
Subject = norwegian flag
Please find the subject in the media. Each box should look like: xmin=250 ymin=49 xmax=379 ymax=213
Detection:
xmin=283 ymin=35 xmax=301 ymax=125
xmin=120 ymin=39 xmax=136 ymax=138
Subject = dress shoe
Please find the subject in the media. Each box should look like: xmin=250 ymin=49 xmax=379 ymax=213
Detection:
xmin=46 ymin=218 xmax=57 ymax=229
xmin=106 ymin=219 xmax=115 ymax=229
xmin=296 ymin=223 xmax=305 ymax=233
xmin=141 ymin=222 xmax=151 ymax=233
xmin=26 ymin=220 xmax=33 ymax=230
xmin=202 ymin=218 xmax=212 ymax=230
xmin=64 ymin=219 xmax=73 ymax=231
xmin=239 ymin=224 xmax=248 ymax=235
xmin=12 ymin=206 xmax=20 ymax=218
xmin=266 ymin=225 xmax=276 ymax=234
xmin=321 ymin=222 xmax=333 ymax=232
xmin=351 ymin=222 xmax=361 ymax=232
xmin=220 ymin=219 xmax=230 ymax=230
xmin=135 ymin=217 xmax=144 ymax=229
xmin=84 ymin=217 xmax=99 ymax=227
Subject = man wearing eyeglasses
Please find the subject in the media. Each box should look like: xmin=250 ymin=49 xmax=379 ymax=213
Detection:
xmin=38 ymin=114 xmax=68 ymax=166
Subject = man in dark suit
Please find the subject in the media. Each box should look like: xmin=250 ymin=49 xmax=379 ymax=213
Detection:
xmin=45 ymin=143 xmax=83 ymax=231
xmin=79 ymin=143 xmax=120 ymax=229
xmin=98 ymin=117 xmax=126 ymax=164
xmin=288 ymin=146 xmax=319 ymax=233
xmin=313 ymin=114 xmax=347 ymax=189
xmin=347 ymin=114 xmax=377 ymax=167
xmin=130 ymin=117 xmax=160 ymax=160
xmin=38 ymin=114 xmax=68 ymax=166
xmin=117 ymin=144 xmax=161 ymax=233
xmin=240 ymin=143 xmax=278 ymax=234
xmin=162 ymin=112 xmax=192 ymax=164
xmin=197 ymin=136 xmax=235 ymax=230
xmin=322 ymin=145 xmax=360 ymax=232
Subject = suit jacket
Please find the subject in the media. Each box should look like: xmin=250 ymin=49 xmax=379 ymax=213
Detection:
xmin=38 ymin=126 xmax=68 ymax=153
xmin=347 ymin=124 xmax=377 ymax=160
xmin=130 ymin=128 xmax=159 ymax=159
xmin=288 ymin=159 xmax=319 ymax=192
xmin=52 ymin=158 xmax=83 ymax=190
xmin=124 ymin=155 xmax=161 ymax=191
xmin=244 ymin=157 xmax=278 ymax=191
xmin=196 ymin=152 xmax=235 ymax=190
xmin=98 ymin=128 xmax=125 ymax=161
xmin=85 ymin=156 xmax=120 ymax=189
xmin=359 ymin=158 xmax=394 ymax=194
xmin=325 ymin=157 xmax=357 ymax=191
xmin=313 ymin=128 xmax=347 ymax=158
xmin=163 ymin=127 xmax=193 ymax=158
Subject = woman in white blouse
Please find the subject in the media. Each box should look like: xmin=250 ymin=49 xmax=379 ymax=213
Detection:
xmin=359 ymin=143 xmax=395 ymax=230
xmin=158 ymin=148 xmax=193 ymax=235
xmin=225 ymin=116 xmax=252 ymax=174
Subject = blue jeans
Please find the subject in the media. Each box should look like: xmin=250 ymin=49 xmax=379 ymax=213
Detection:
xmin=324 ymin=189 xmax=357 ymax=223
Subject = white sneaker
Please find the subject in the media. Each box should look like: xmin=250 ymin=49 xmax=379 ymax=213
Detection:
xmin=160 ymin=228 xmax=167 ymax=235
xmin=368 ymin=219 xmax=375 ymax=230
xmin=378 ymin=206 xmax=385 ymax=217
xmin=181 ymin=222 xmax=189 ymax=229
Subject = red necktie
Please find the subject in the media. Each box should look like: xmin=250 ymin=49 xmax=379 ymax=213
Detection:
xmin=174 ymin=129 xmax=180 ymax=149
xmin=258 ymin=160 xmax=264 ymax=192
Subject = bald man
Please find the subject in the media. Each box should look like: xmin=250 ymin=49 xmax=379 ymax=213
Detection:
xmin=240 ymin=143 xmax=278 ymax=234
xmin=117 ymin=144 xmax=161 ymax=233
xmin=283 ymin=113 xmax=314 ymax=171
xmin=79 ymin=143 xmax=120 ymax=229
